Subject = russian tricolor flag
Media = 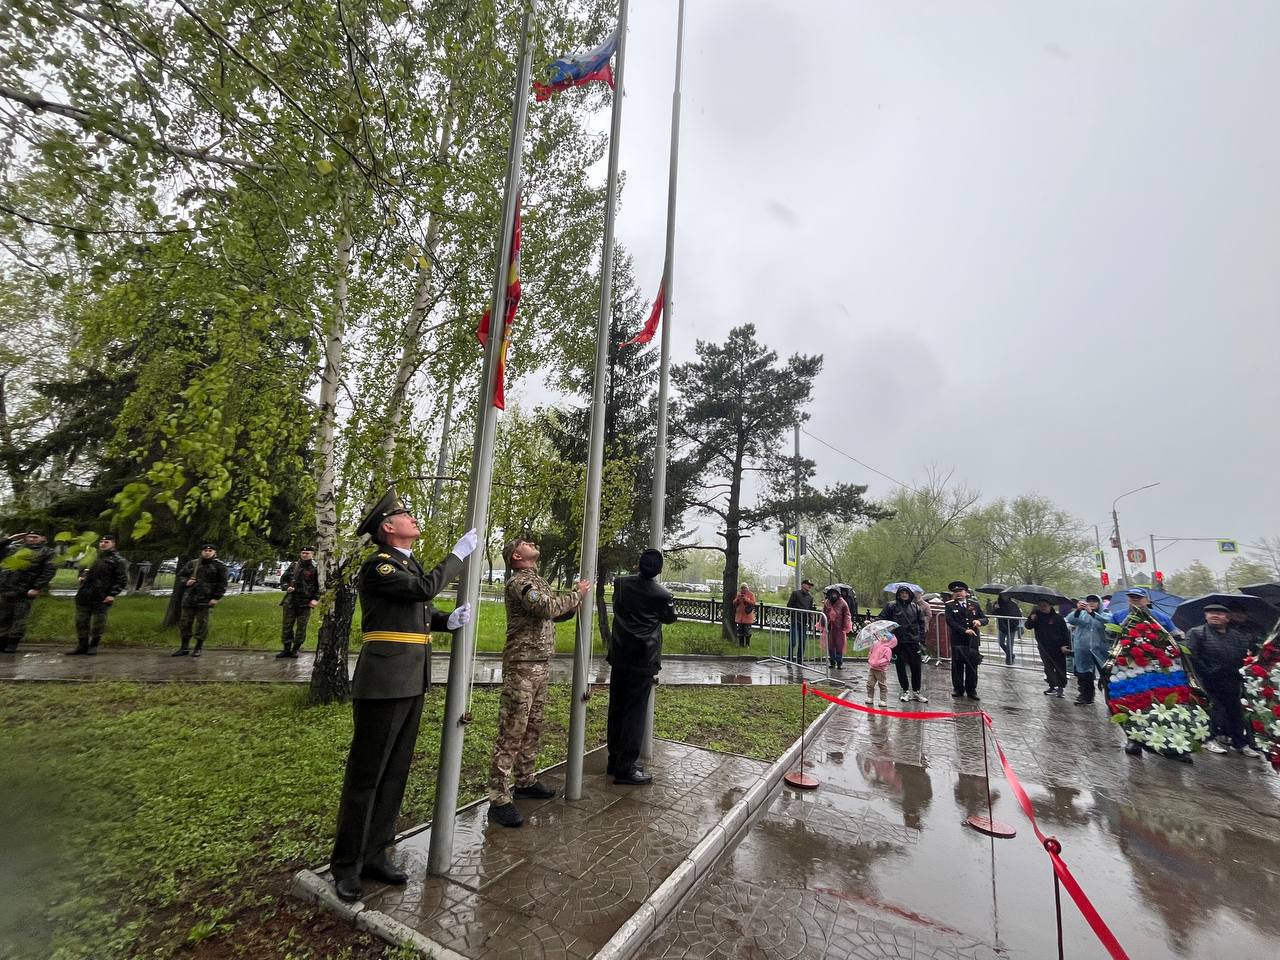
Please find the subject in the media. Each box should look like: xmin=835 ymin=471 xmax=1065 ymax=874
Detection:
xmin=533 ymin=29 xmax=618 ymax=102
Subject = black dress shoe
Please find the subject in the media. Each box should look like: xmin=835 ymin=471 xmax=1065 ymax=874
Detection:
xmin=1124 ymin=740 xmax=1143 ymax=756
xmin=513 ymin=780 xmax=556 ymax=800
xmin=333 ymin=875 xmax=363 ymax=902
xmin=614 ymin=769 xmax=654 ymax=785
xmin=966 ymin=694 xmax=981 ymax=701
xmin=488 ymin=801 xmax=524 ymax=828
xmin=362 ymin=854 xmax=407 ymax=885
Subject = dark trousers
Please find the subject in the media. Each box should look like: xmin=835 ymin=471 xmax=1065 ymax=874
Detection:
xmin=788 ymin=620 xmax=806 ymax=661
xmin=608 ymin=666 xmax=654 ymax=774
xmin=735 ymin=622 xmax=751 ymax=646
xmin=1037 ymin=640 xmax=1068 ymax=688
xmin=74 ymin=601 xmax=110 ymax=648
xmin=894 ymin=644 xmax=922 ymax=691
xmin=179 ymin=604 xmax=211 ymax=648
xmin=331 ymin=694 xmax=424 ymax=879
xmin=996 ymin=620 xmax=1016 ymax=664
xmin=282 ymin=604 xmax=312 ymax=649
xmin=1201 ymin=674 xmax=1249 ymax=749
xmin=951 ymin=644 xmax=978 ymax=695
xmin=0 ymin=595 xmax=33 ymax=649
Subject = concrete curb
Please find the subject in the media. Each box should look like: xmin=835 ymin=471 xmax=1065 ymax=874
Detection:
xmin=591 ymin=683 xmax=853 ymax=960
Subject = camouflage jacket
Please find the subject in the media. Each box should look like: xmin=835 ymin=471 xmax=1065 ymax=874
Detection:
xmin=503 ymin=568 xmax=581 ymax=662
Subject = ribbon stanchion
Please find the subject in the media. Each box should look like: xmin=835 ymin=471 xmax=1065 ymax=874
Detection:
xmin=800 ymin=685 xmax=1133 ymax=960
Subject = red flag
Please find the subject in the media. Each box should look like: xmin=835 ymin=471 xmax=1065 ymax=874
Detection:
xmin=619 ymin=278 xmax=664 ymax=348
xmin=476 ymin=204 xmax=522 ymax=409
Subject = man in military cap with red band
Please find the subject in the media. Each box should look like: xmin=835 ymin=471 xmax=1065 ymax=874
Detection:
xmin=329 ymin=486 xmax=478 ymax=903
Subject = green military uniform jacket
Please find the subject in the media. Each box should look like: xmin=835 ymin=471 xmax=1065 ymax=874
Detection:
xmin=503 ymin=568 xmax=582 ymax=663
xmin=178 ymin=557 xmax=229 ymax=607
xmin=352 ymin=547 xmax=463 ymax=700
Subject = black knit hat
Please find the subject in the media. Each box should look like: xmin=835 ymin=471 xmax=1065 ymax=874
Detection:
xmin=638 ymin=548 xmax=664 ymax=579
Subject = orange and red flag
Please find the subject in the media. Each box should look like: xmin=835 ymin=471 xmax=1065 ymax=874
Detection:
xmin=476 ymin=203 xmax=522 ymax=409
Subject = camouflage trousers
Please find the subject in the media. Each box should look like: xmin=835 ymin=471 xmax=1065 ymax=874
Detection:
xmin=487 ymin=660 xmax=551 ymax=805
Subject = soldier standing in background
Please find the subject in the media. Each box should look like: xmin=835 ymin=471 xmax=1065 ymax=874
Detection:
xmin=277 ymin=546 xmax=320 ymax=659
xmin=173 ymin=543 xmax=228 ymax=658
xmin=487 ymin=537 xmax=590 ymax=828
xmin=329 ymin=487 xmax=476 ymax=903
xmin=607 ymin=548 xmax=677 ymax=784
xmin=0 ymin=531 xmax=56 ymax=653
xmin=67 ymin=534 xmax=128 ymax=655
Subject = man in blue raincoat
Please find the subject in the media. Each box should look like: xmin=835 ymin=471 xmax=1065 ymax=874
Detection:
xmin=1066 ymin=594 xmax=1110 ymax=704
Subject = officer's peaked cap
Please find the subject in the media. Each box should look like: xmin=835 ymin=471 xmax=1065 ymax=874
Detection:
xmin=357 ymin=485 xmax=408 ymax=540
xmin=948 ymin=580 xmax=970 ymax=592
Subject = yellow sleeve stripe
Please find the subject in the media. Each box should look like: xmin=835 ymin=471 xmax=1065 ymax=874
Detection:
xmin=361 ymin=631 xmax=432 ymax=645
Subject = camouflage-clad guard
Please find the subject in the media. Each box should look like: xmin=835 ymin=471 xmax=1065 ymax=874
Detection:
xmin=0 ymin=531 xmax=57 ymax=653
xmin=173 ymin=543 xmax=229 ymax=658
xmin=68 ymin=534 xmax=128 ymax=655
xmin=487 ymin=537 xmax=590 ymax=828
xmin=277 ymin=546 xmax=320 ymax=659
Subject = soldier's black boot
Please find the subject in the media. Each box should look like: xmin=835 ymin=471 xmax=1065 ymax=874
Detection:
xmin=65 ymin=643 xmax=90 ymax=656
xmin=514 ymin=780 xmax=556 ymax=800
xmin=288 ymin=643 xmax=301 ymax=659
xmin=487 ymin=801 xmax=523 ymax=828
xmin=275 ymin=646 xmax=291 ymax=659
xmin=172 ymin=642 xmax=190 ymax=657
xmin=192 ymin=643 xmax=203 ymax=658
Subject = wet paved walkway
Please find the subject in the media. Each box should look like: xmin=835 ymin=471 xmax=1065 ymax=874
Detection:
xmin=307 ymin=741 xmax=771 ymax=958
xmin=641 ymin=662 xmax=1280 ymax=959
xmin=0 ymin=644 xmax=823 ymax=687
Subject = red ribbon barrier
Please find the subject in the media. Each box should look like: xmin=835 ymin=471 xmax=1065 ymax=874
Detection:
xmin=801 ymin=684 xmax=1132 ymax=960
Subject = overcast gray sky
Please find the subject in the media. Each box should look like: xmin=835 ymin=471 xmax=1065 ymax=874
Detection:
xmin=537 ymin=0 xmax=1280 ymax=576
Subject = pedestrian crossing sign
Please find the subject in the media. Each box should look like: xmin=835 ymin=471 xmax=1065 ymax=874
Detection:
xmin=1217 ymin=539 xmax=1238 ymax=554
xmin=784 ymin=533 xmax=798 ymax=567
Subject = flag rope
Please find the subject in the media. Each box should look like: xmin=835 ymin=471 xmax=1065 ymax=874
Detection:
xmin=800 ymin=685 xmax=1132 ymax=960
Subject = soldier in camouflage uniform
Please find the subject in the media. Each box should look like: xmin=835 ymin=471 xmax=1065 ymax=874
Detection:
xmin=487 ymin=537 xmax=591 ymax=828
xmin=173 ymin=543 xmax=229 ymax=657
xmin=68 ymin=534 xmax=128 ymax=655
xmin=0 ymin=531 xmax=57 ymax=653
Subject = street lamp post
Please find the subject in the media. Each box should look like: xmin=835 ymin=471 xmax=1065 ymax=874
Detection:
xmin=1111 ymin=482 xmax=1160 ymax=587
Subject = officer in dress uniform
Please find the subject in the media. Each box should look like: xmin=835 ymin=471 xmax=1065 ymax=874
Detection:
xmin=277 ymin=546 xmax=320 ymax=658
xmin=0 ymin=531 xmax=57 ymax=653
xmin=945 ymin=580 xmax=988 ymax=700
xmin=486 ymin=536 xmax=590 ymax=828
xmin=329 ymin=486 xmax=478 ymax=903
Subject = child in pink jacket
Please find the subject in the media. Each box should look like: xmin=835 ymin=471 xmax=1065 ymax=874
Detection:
xmin=866 ymin=632 xmax=897 ymax=706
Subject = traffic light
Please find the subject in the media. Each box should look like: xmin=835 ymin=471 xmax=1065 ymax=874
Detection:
xmin=1154 ymin=570 xmax=1164 ymax=586
xmin=1100 ymin=571 xmax=1110 ymax=586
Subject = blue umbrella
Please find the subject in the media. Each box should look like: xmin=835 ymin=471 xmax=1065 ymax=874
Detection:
xmin=883 ymin=581 xmax=923 ymax=595
xmin=1107 ymin=587 xmax=1184 ymax=623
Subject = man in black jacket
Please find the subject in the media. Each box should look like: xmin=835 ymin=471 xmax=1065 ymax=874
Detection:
xmin=329 ymin=487 xmax=477 ymax=904
xmin=607 ymin=549 xmax=678 ymax=785
xmin=277 ymin=546 xmax=320 ymax=658
xmin=786 ymin=578 xmax=816 ymax=662
xmin=1186 ymin=604 xmax=1262 ymax=758
xmin=68 ymin=534 xmax=128 ymax=655
xmin=173 ymin=544 xmax=229 ymax=657
xmin=0 ymin=531 xmax=57 ymax=653
xmin=945 ymin=581 xmax=988 ymax=700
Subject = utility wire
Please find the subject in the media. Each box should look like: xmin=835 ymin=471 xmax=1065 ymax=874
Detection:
xmin=799 ymin=428 xmax=915 ymax=492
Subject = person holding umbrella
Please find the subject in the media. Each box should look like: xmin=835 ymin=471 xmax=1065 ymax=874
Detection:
xmin=945 ymin=581 xmax=987 ymax=700
xmin=1024 ymin=599 xmax=1071 ymax=697
xmin=1065 ymin=595 xmax=1110 ymax=704
xmin=1185 ymin=603 xmax=1264 ymax=758
xmin=879 ymin=585 xmax=928 ymax=702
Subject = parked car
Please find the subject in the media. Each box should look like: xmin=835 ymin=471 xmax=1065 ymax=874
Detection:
xmin=262 ymin=561 xmax=290 ymax=588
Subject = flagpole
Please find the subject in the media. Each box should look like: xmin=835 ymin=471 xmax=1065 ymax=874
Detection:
xmin=640 ymin=0 xmax=686 ymax=763
xmin=428 ymin=3 xmax=534 ymax=875
xmin=566 ymin=0 xmax=630 ymax=802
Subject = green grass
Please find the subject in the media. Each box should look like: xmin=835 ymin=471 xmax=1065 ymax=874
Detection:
xmin=20 ymin=592 xmax=790 ymax=658
xmin=0 ymin=681 xmax=807 ymax=960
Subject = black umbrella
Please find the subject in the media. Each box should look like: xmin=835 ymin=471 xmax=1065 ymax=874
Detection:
xmin=1001 ymin=584 xmax=1070 ymax=606
xmin=1239 ymin=583 xmax=1280 ymax=607
xmin=976 ymin=583 xmax=1009 ymax=595
xmin=1172 ymin=592 xmax=1280 ymax=633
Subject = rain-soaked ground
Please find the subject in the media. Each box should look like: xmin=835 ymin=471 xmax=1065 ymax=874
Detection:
xmin=641 ymin=664 xmax=1280 ymax=960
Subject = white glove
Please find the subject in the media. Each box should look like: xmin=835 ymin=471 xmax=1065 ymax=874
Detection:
xmin=447 ymin=603 xmax=472 ymax=630
xmin=451 ymin=528 xmax=479 ymax=561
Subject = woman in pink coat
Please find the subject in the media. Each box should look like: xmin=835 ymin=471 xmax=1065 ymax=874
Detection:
xmin=823 ymin=588 xmax=853 ymax=670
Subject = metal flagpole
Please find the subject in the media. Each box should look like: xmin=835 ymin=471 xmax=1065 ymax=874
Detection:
xmin=567 ymin=0 xmax=630 ymax=802
xmin=641 ymin=0 xmax=686 ymax=763
xmin=428 ymin=3 xmax=534 ymax=875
